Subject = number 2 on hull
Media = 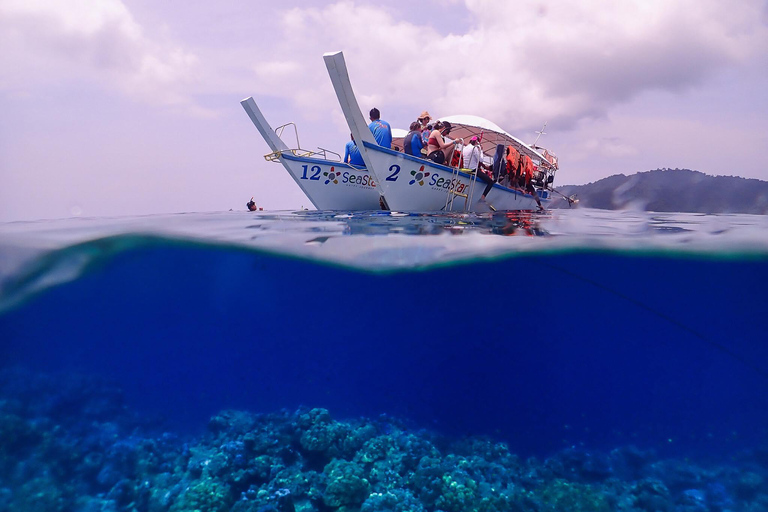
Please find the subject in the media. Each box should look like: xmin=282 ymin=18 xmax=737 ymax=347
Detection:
xmin=386 ymin=164 xmax=400 ymax=182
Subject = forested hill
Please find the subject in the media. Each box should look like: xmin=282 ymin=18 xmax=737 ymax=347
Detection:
xmin=551 ymin=169 xmax=768 ymax=214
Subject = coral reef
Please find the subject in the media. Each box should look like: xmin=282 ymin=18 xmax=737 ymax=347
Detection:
xmin=1 ymin=368 xmax=767 ymax=512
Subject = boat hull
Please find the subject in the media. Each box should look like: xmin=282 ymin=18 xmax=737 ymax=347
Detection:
xmin=241 ymin=96 xmax=382 ymax=211
xmin=362 ymin=142 xmax=548 ymax=212
xmin=278 ymin=152 xmax=381 ymax=211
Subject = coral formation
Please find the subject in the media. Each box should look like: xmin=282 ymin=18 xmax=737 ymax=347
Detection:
xmin=1 ymin=368 xmax=767 ymax=512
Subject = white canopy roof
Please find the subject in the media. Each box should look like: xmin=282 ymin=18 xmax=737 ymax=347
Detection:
xmin=439 ymin=115 xmax=555 ymax=170
xmin=390 ymin=115 xmax=556 ymax=170
xmin=391 ymin=128 xmax=408 ymax=152
xmin=391 ymin=128 xmax=407 ymax=138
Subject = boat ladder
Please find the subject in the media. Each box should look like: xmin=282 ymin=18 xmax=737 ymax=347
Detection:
xmin=444 ymin=143 xmax=470 ymax=212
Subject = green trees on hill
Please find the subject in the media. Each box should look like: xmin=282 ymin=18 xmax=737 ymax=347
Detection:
xmin=555 ymin=170 xmax=768 ymax=213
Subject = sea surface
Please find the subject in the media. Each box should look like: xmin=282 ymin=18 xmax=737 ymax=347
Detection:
xmin=1 ymin=207 xmax=767 ymax=512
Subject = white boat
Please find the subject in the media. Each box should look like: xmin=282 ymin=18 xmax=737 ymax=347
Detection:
xmin=240 ymin=97 xmax=382 ymax=210
xmin=323 ymin=51 xmax=558 ymax=212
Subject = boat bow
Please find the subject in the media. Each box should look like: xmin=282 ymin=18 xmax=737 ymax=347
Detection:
xmin=240 ymin=97 xmax=290 ymax=155
xmin=323 ymin=51 xmax=388 ymax=206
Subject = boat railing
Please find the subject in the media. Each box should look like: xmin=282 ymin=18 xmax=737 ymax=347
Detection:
xmin=275 ymin=122 xmax=301 ymax=149
xmin=264 ymin=148 xmax=342 ymax=162
xmin=316 ymin=147 xmax=342 ymax=161
xmin=264 ymin=122 xmax=343 ymax=162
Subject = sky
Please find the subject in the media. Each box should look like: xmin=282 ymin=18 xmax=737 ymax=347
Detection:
xmin=1 ymin=0 xmax=767 ymax=221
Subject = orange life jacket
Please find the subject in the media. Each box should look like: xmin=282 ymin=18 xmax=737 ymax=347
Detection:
xmin=505 ymin=146 xmax=520 ymax=175
xmin=523 ymin=156 xmax=534 ymax=184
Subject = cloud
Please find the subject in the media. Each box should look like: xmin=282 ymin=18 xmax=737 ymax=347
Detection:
xmin=246 ymin=1 xmax=439 ymax=115
xmin=0 ymin=0 xmax=206 ymax=113
xmin=243 ymin=0 xmax=768 ymax=133
xmin=5 ymin=0 xmax=764 ymax=125
xmin=570 ymin=137 xmax=640 ymax=162
xmin=448 ymin=0 xmax=768 ymax=128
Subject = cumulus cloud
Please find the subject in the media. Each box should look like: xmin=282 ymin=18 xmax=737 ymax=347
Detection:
xmin=465 ymin=1 xmax=765 ymax=110
xmin=247 ymin=0 xmax=768 ymax=132
xmin=5 ymin=0 xmax=764 ymax=125
xmin=0 ymin=0 xmax=205 ymax=113
xmin=246 ymin=1 xmax=437 ymax=116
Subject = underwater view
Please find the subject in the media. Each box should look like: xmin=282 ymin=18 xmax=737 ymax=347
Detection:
xmin=1 ymin=208 xmax=768 ymax=512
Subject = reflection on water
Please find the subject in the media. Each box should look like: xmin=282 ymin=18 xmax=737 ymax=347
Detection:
xmin=5 ymin=209 xmax=768 ymax=255
xmin=2 ymin=209 xmax=768 ymax=293
xmin=248 ymin=210 xmax=550 ymax=238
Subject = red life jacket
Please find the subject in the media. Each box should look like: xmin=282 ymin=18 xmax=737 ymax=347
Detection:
xmin=505 ymin=146 xmax=520 ymax=175
xmin=523 ymin=156 xmax=534 ymax=184
xmin=450 ymin=148 xmax=462 ymax=168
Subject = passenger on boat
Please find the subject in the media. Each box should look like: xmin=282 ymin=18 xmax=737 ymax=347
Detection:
xmin=422 ymin=123 xmax=433 ymax=151
xmin=368 ymin=107 xmax=393 ymax=149
xmin=462 ymin=136 xmax=483 ymax=170
xmin=427 ymin=121 xmax=462 ymax=164
xmin=403 ymin=121 xmax=424 ymax=157
xmin=476 ymin=144 xmax=505 ymax=202
xmin=344 ymin=134 xmax=365 ymax=166
xmin=418 ymin=111 xmax=432 ymax=147
xmin=464 ymin=138 xmax=496 ymax=202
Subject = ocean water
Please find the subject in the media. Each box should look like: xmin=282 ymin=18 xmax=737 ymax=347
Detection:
xmin=1 ymin=208 xmax=768 ymax=511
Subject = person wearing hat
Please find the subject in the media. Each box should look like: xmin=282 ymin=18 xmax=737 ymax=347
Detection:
xmin=462 ymin=136 xmax=484 ymax=170
xmin=418 ymin=111 xmax=431 ymax=147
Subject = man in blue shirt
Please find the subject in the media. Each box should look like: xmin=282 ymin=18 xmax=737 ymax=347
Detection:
xmin=368 ymin=107 xmax=392 ymax=149
xmin=344 ymin=134 xmax=365 ymax=166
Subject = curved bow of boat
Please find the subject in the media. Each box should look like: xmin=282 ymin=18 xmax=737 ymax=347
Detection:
xmin=323 ymin=51 xmax=388 ymax=206
xmin=240 ymin=97 xmax=290 ymax=154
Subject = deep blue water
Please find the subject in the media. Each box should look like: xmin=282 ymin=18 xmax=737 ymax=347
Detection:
xmin=1 ymin=209 xmax=767 ymax=460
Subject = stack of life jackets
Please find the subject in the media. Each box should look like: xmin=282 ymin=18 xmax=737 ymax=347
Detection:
xmin=522 ymin=155 xmax=535 ymax=186
xmin=505 ymin=146 xmax=520 ymax=179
